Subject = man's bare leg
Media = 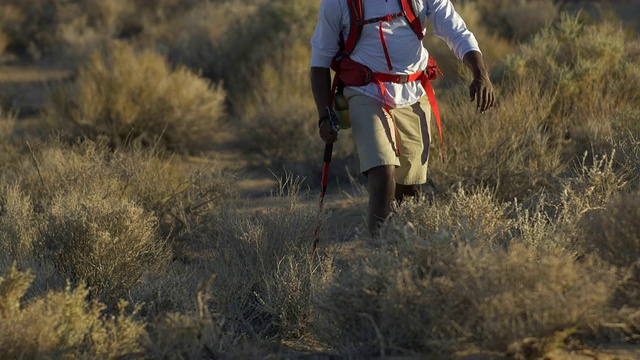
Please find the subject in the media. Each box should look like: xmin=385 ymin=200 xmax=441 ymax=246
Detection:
xmin=395 ymin=184 xmax=418 ymax=203
xmin=367 ymin=165 xmax=396 ymax=236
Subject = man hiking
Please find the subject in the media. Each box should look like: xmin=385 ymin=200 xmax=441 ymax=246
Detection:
xmin=310 ymin=0 xmax=495 ymax=235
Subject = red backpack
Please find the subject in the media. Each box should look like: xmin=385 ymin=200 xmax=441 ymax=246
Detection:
xmin=331 ymin=0 xmax=445 ymax=161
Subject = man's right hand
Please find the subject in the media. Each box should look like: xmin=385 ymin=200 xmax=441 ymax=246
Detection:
xmin=319 ymin=117 xmax=338 ymax=143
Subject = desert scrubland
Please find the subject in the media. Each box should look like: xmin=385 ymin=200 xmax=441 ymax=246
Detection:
xmin=0 ymin=0 xmax=639 ymax=358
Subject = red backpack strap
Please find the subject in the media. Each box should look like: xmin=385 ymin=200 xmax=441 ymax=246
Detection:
xmin=343 ymin=0 xmax=364 ymax=55
xmin=399 ymin=0 xmax=424 ymax=40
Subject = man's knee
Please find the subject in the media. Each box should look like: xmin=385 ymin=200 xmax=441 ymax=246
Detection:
xmin=367 ymin=165 xmax=395 ymax=181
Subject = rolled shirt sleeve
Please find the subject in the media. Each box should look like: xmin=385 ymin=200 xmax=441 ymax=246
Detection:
xmin=311 ymin=0 xmax=345 ymax=68
xmin=426 ymin=0 xmax=480 ymax=60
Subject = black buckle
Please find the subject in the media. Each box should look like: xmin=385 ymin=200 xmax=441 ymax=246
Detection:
xmin=397 ymin=74 xmax=409 ymax=83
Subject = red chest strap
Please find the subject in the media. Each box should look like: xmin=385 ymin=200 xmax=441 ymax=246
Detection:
xmin=400 ymin=0 xmax=424 ymax=40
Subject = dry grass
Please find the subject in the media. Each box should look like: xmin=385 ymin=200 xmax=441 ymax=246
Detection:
xmin=431 ymin=76 xmax=565 ymax=200
xmin=579 ymin=193 xmax=640 ymax=308
xmin=314 ymin=186 xmax=616 ymax=357
xmin=0 ymin=110 xmax=20 ymax=172
xmin=0 ymin=139 xmax=235 ymax=304
xmin=502 ymin=14 xmax=640 ymax=154
xmin=155 ymin=1 xmax=262 ymax=79
xmin=430 ymin=13 xmax=640 ymax=201
xmin=0 ymin=266 xmax=147 ymax=359
xmin=1 ymin=2 xmax=639 ymax=359
xmin=194 ymin=175 xmax=334 ymax=338
xmin=312 ymin=152 xmax=636 ymax=357
xmin=0 ymin=0 xmax=217 ymax=62
xmin=0 ymin=186 xmax=36 ymax=264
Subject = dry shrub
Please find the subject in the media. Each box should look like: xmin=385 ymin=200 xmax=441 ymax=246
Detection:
xmin=508 ymin=151 xmax=628 ymax=253
xmin=502 ymin=13 xmax=640 ymax=157
xmin=197 ymin=175 xmax=333 ymax=338
xmin=210 ymin=0 xmax=318 ymax=103
xmin=146 ymin=279 xmax=248 ymax=359
xmin=19 ymin=139 xmax=234 ymax=238
xmin=500 ymin=0 xmax=558 ymax=41
xmin=49 ymin=42 xmax=226 ymax=153
xmin=3 ymin=139 xmax=234 ymax=303
xmin=431 ymin=76 xmax=564 ymax=200
xmin=0 ymin=266 xmax=147 ymax=359
xmin=0 ymin=0 xmax=242 ymax=62
xmin=393 ymin=187 xmax=512 ymax=249
xmin=315 ymin=190 xmax=615 ymax=357
xmin=149 ymin=312 xmax=230 ymax=359
xmin=579 ymin=193 xmax=640 ymax=307
xmin=40 ymin=189 xmax=169 ymax=301
xmin=431 ymin=14 xmax=640 ymax=200
xmin=116 ymin=152 xmax=235 ymax=239
xmin=156 ymin=1 xmax=261 ymax=79
xmin=610 ymin=134 xmax=640 ymax=189
xmin=0 ymin=0 xmax=136 ymax=61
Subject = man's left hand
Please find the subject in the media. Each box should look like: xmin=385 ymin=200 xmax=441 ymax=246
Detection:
xmin=469 ymin=74 xmax=495 ymax=113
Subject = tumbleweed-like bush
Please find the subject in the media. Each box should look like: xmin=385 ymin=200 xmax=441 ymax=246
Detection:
xmin=0 ymin=266 xmax=147 ymax=359
xmin=40 ymin=189 xmax=170 ymax=301
xmin=49 ymin=42 xmax=226 ymax=153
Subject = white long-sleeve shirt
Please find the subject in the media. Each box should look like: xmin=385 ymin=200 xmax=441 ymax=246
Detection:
xmin=311 ymin=0 xmax=480 ymax=107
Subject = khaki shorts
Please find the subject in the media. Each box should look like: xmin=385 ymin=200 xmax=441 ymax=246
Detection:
xmin=344 ymin=87 xmax=432 ymax=185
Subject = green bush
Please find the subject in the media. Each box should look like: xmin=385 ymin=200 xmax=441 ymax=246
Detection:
xmin=49 ymin=42 xmax=227 ymax=153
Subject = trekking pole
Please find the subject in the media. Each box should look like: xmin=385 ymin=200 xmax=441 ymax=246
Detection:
xmin=312 ymin=107 xmax=339 ymax=252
